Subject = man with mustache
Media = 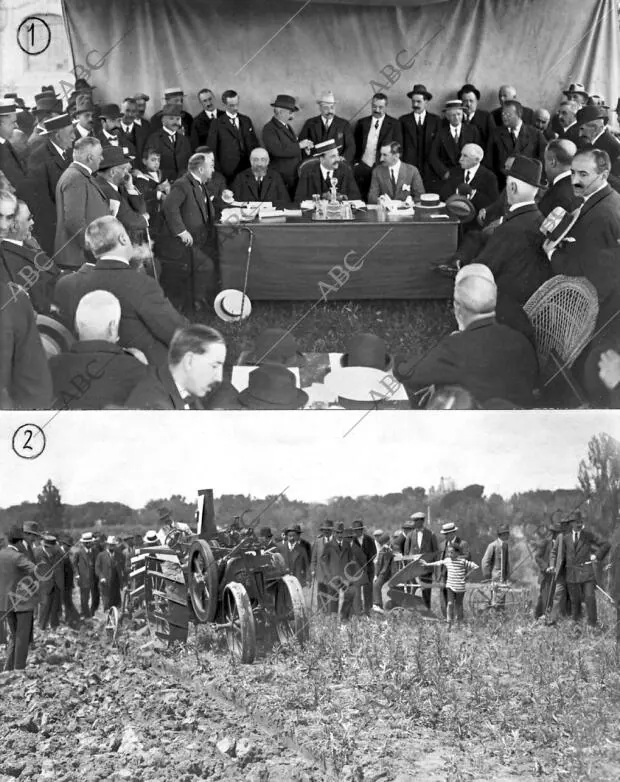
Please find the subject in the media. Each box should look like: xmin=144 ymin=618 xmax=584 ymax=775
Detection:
xmin=353 ymin=92 xmax=402 ymax=201
xmin=298 ymin=91 xmax=355 ymax=165
xmin=231 ymin=147 xmax=290 ymax=206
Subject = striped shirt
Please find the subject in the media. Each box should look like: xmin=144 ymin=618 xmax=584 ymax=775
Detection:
xmin=434 ymin=558 xmax=479 ymax=592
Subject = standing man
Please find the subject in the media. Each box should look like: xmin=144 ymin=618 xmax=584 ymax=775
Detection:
xmin=372 ymin=533 xmax=394 ymax=611
xmin=262 ymin=94 xmax=312 ymax=198
xmin=485 ymin=101 xmax=546 ymax=187
xmin=72 ymin=93 xmax=96 ymax=142
xmin=206 ymin=90 xmax=259 ymax=185
xmin=298 ymin=91 xmax=355 ymax=165
xmin=367 ymin=141 xmax=425 ymax=205
xmin=191 ymin=88 xmax=224 ymax=149
xmin=279 ymin=524 xmax=310 ymax=587
xmin=436 ymin=522 xmax=470 ymax=618
xmin=555 ymin=100 xmax=581 ymax=145
xmin=35 ymin=535 xmax=65 ymax=631
xmin=149 ymin=88 xmax=193 ymax=138
xmin=0 ymin=99 xmax=30 ymax=204
xmin=481 ymin=524 xmax=511 ymax=608
xmin=321 ymin=522 xmax=355 ymax=620
xmin=538 ymin=139 xmax=579 ymax=217
xmin=399 ymin=83 xmax=441 ymax=188
xmin=0 ymin=525 xmax=38 ymax=671
xmin=534 ymin=521 xmax=562 ymax=620
xmin=311 ymin=520 xmax=335 ymax=612
xmin=350 ymin=518 xmax=376 ymax=615
xmin=353 ymin=92 xmax=403 ymax=201
xmin=95 ymin=146 xmax=148 ymax=243
xmin=576 ymin=105 xmax=620 ymax=162
xmin=457 ymin=83 xmax=496 ymax=149
xmin=145 ymin=103 xmax=192 ymax=184
xmin=429 ymin=100 xmax=480 ymax=189
xmin=120 ymin=97 xmax=151 ymax=161
xmin=133 ymin=92 xmax=151 ymax=122
xmin=59 ymin=536 xmax=80 ymax=627
xmin=71 ymin=532 xmax=95 ymax=618
xmin=96 ymin=103 xmax=136 ymax=158
xmin=96 ymin=536 xmax=123 ymax=611
xmin=490 ymin=85 xmax=534 ymax=127
xmin=402 ymin=511 xmax=438 ymax=610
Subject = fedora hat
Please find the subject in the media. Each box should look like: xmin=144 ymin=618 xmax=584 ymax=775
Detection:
xmin=80 ymin=532 xmax=95 ymax=543
xmin=0 ymin=100 xmax=19 ymax=116
xmin=577 ymin=104 xmax=609 ymax=125
xmin=563 ymin=82 xmax=589 ymax=98
xmin=352 ymin=519 xmax=364 ymax=530
xmin=407 ymin=84 xmax=433 ymax=101
xmin=43 ymin=114 xmax=72 ymax=133
xmin=271 ymin=94 xmax=299 ymax=112
xmin=312 ymin=138 xmax=339 ymax=156
xmin=320 ymin=519 xmax=334 ymax=531
xmin=317 ymin=91 xmax=336 ymax=104
xmin=213 ymin=289 xmax=252 ymax=322
xmin=73 ymin=93 xmax=95 ymax=114
xmin=144 ymin=530 xmax=159 ymax=544
xmin=284 ymin=523 xmax=302 ymax=534
xmin=445 ymin=194 xmax=476 ymax=223
xmin=340 ymin=333 xmax=392 ymax=371
xmin=98 ymin=146 xmax=132 ymax=170
xmin=37 ymin=85 xmax=58 ymax=98
xmin=249 ymin=328 xmax=305 ymax=367
xmin=457 ymin=83 xmax=481 ymax=101
xmin=161 ymin=103 xmax=183 ymax=117
xmin=324 ymin=366 xmax=395 ymax=404
xmin=497 ymin=523 xmax=510 ymax=535
xmin=238 ymin=364 xmax=308 ymax=410
xmin=158 ymin=506 xmax=172 ymax=521
xmin=34 ymin=96 xmax=62 ymax=115
xmin=504 ymin=155 xmax=542 ymax=188
xmin=440 ymin=522 xmax=458 ymax=535
xmin=37 ymin=314 xmax=75 ymax=358
xmin=99 ymin=103 xmax=122 ymax=119
xmin=23 ymin=521 xmax=41 ymax=536
xmin=75 ymin=78 xmax=94 ymax=91
xmin=334 ymin=521 xmax=345 ymax=534
xmin=164 ymin=87 xmax=185 ymax=99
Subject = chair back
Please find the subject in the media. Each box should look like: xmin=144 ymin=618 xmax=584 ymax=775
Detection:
xmin=523 ymin=275 xmax=598 ymax=377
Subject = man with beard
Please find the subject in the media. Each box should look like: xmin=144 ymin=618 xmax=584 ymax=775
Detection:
xmin=95 ymin=147 xmax=148 ymax=244
xmin=457 ymin=83 xmax=496 ymax=149
xmin=294 ymin=139 xmax=360 ymax=201
xmin=353 ymin=92 xmax=403 ymax=201
xmin=27 ymin=113 xmax=73 ymax=255
xmin=72 ymin=216 xmax=187 ymax=365
xmin=262 ymin=94 xmax=312 ymax=198
xmin=231 ymin=147 xmax=290 ymax=205
xmin=95 ymin=103 xmax=136 ymax=160
xmin=191 ymin=88 xmax=224 ymax=150
xmin=576 ymin=105 xmax=620 ymax=163
xmin=150 ymin=87 xmax=193 ymax=138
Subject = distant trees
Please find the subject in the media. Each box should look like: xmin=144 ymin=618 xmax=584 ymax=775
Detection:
xmin=36 ymin=479 xmax=64 ymax=531
xmin=578 ymin=433 xmax=620 ymax=529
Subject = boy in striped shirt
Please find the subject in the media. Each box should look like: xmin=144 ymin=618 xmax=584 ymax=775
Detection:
xmin=421 ymin=541 xmax=479 ymax=624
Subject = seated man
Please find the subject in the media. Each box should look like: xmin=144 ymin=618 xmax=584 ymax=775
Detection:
xmin=94 ymin=146 xmax=148 ymax=244
xmin=367 ymin=141 xmax=424 ymax=205
xmin=126 ymin=324 xmax=226 ymax=409
xmin=231 ymin=147 xmax=290 ymax=205
xmin=49 ymin=290 xmax=148 ymax=410
xmin=394 ymin=269 xmax=538 ymax=408
xmin=439 ymin=143 xmax=499 ymax=220
xmin=72 ymin=216 xmax=187 ymax=366
xmin=294 ymin=139 xmax=361 ymax=202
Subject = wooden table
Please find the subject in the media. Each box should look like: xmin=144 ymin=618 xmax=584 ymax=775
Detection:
xmin=217 ymin=208 xmax=458 ymax=300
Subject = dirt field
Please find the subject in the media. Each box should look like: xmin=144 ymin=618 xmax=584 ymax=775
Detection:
xmin=2 ymin=603 xmax=620 ymax=782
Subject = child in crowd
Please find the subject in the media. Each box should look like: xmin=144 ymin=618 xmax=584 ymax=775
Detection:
xmin=133 ymin=148 xmax=170 ymax=235
xmin=421 ymin=541 xmax=479 ymax=624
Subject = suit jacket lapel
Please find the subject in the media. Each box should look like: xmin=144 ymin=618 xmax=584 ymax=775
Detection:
xmin=246 ymin=173 xmax=259 ymax=200
xmin=190 ymin=176 xmax=208 ymax=222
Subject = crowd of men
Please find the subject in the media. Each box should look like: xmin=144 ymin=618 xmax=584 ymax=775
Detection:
xmin=1 ymin=505 xmax=619 ymax=670
xmin=2 ymin=79 xmax=620 ymax=409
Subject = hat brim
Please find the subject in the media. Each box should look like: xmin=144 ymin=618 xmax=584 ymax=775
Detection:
xmin=213 ymin=290 xmax=252 ymax=322
xmin=445 ymin=196 xmax=477 ymax=223
xmin=271 ymin=103 xmax=299 ymax=112
xmin=503 ymin=170 xmax=541 ymax=188
xmin=37 ymin=314 xmax=74 ymax=357
xmin=324 ymin=367 xmax=395 ymax=403
xmin=441 ymin=527 xmax=459 ymax=534
xmin=340 ymin=352 xmax=392 ymax=372
xmin=237 ymin=387 xmax=309 ymax=410
xmin=564 ymin=90 xmax=588 ymax=98
xmin=407 ymin=91 xmax=433 ymax=101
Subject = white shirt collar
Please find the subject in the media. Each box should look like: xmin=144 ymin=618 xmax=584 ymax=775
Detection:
xmin=553 ymin=169 xmax=572 ymax=185
xmin=416 ymin=110 xmax=426 ymax=124
xmin=465 ymin=163 xmax=480 ymax=181
xmin=3 ymin=238 xmax=23 ymax=246
xmin=320 ymin=164 xmax=335 ymax=178
xmin=512 ymin=121 xmax=523 ymax=135
xmin=190 ymin=171 xmax=203 ymax=185
xmin=370 ymin=115 xmax=385 ymax=126
xmin=591 ymin=129 xmax=606 ymax=145
xmin=389 ymin=161 xmax=401 ymax=178
xmin=205 ymin=109 xmax=217 ymax=118
xmin=74 ymin=123 xmax=89 ymax=137
xmin=226 ymin=112 xmax=238 ymax=121
xmin=583 ymin=181 xmax=607 ymax=202
xmin=563 ymin=120 xmax=576 ymax=131
xmin=99 ymin=253 xmax=129 ymax=265
xmin=450 ymin=124 xmax=462 ymax=136
xmin=163 ymin=127 xmax=176 ymax=138
xmin=134 ymin=118 xmax=143 ymax=126
xmin=73 ymin=161 xmax=93 ymax=175
xmin=50 ymin=140 xmax=65 ymax=157
xmin=106 ymin=180 xmax=119 ymax=191
xmin=121 ymin=121 xmax=133 ymax=132
xmin=509 ymin=199 xmax=537 ymax=212
xmin=0 ymin=136 xmax=6 ymax=145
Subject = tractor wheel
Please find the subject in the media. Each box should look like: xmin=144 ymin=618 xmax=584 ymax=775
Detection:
xmin=105 ymin=606 xmax=120 ymax=645
xmin=468 ymin=585 xmax=494 ymax=616
xmin=188 ymin=540 xmax=219 ymax=623
xmin=223 ymin=582 xmax=256 ymax=664
xmin=274 ymin=575 xmax=309 ymax=646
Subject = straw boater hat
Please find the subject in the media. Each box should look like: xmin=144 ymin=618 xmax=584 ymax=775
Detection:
xmin=312 ymin=138 xmax=339 ymax=157
xmin=444 ymin=99 xmax=464 ymax=111
xmin=164 ymin=87 xmax=185 ymax=100
xmin=144 ymin=530 xmax=159 ymax=544
xmin=440 ymin=522 xmax=458 ymax=535
xmin=80 ymin=532 xmax=95 ymax=544
xmin=213 ymin=289 xmax=252 ymax=322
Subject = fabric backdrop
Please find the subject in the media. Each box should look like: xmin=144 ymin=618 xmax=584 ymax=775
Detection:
xmin=61 ymin=0 xmax=619 ymax=134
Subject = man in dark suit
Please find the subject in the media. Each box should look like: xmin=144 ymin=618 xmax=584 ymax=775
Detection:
xmin=191 ymin=88 xmax=224 ymax=150
xmin=160 ymin=151 xmax=220 ymax=311
xmin=576 ymin=104 xmax=620 ymax=163
xmin=321 ymin=522 xmax=355 ymax=620
xmin=279 ymin=525 xmax=310 ymax=587
xmin=471 ymin=156 xmax=549 ymax=305
xmin=71 ymin=533 xmax=95 ymax=617
xmin=133 ymin=92 xmax=151 ymax=122
xmin=54 ymin=137 xmax=108 ymax=270
xmin=125 ymin=324 xmax=226 ymax=409
xmin=367 ymin=141 xmax=424 ymax=204
xmin=491 ymin=85 xmax=534 ymax=127
xmin=555 ymin=100 xmax=581 ymax=146
xmin=71 ymin=93 xmax=97 ymax=143
xmin=149 ymin=87 xmax=193 ymax=138
xmin=53 ymin=260 xmax=95 ymax=329
xmin=95 ymin=103 xmax=136 ymax=160
xmin=399 ymin=83 xmax=441 ymax=187
xmin=534 ymin=109 xmax=556 ymax=142
xmin=231 ymin=148 xmax=290 ymax=205
xmin=457 ymin=83 xmax=496 ymax=149
xmin=402 ymin=512 xmax=438 ymax=610
xmin=550 ymin=512 xmax=610 ymax=626
xmin=486 ymin=100 xmax=546 ymax=186
xmin=298 ymin=90 xmax=355 ymax=165
xmin=26 ymin=90 xmax=63 ymax=156
xmin=35 ymin=535 xmax=65 ymax=630
xmin=27 ymin=113 xmax=73 ymax=255
xmin=262 ymin=94 xmax=312 ymax=198
xmin=75 ymin=216 xmax=187 ymax=366
xmin=295 ymin=139 xmax=360 ymax=202
xmin=353 ymin=92 xmax=403 ymax=201
xmin=144 ymin=103 xmax=192 ymax=184
xmin=206 ymin=90 xmax=259 ymax=185
xmin=0 ymin=525 xmax=38 ymax=670
xmin=439 ymin=143 xmax=499 ymax=219
xmin=429 ymin=99 xmax=481 ymax=188
xmin=94 ymin=146 xmax=148 ymax=243
xmin=394 ymin=271 xmax=538 ymax=408
xmin=0 ymin=100 xmax=30 ymax=205
xmin=49 ymin=289 xmax=148 ymax=409
xmin=538 ymin=139 xmax=580 ymax=217
xmin=120 ymin=97 xmax=151 ymax=161
xmin=350 ymin=518 xmax=377 ymax=615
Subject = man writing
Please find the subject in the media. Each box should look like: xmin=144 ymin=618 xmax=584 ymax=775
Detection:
xmin=367 ymin=141 xmax=425 ymax=205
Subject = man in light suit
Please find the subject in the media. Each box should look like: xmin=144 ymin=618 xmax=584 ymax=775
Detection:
xmin=206 ymin=90 xmax=259 ymax=184
xmin=262 ymin=94 xmax=313 ymax=198
xmin=298 ymin=91 xmax=355 ymax=164
xmin=485 ymin=100 xmax=546 ymax=187
xmin=54 ymin=136 xmax=108 ymax=270
xmin=399 ymin=84 xmax=441 ymax=188
xmin=231 ymin=148 xmax=290 ymax=205
xmin=294 ymin=139 xmax=360 ymax=202
xmin=402 ymin=512 xmax=438 ymax=610
xmin=367 ymin=141 xmax=424 ymax=204
xmin=429 ymin=100 xmax=481 ymax=189
xmin=353 ymin=92 xmax=403 ymax=201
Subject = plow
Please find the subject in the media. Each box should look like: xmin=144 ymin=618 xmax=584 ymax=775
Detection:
xmin=108 ymin=490 xmax=309 ymax=663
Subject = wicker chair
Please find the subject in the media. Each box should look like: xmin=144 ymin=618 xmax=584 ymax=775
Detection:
xmin=523 ymin=275 xmax=599 ymax=405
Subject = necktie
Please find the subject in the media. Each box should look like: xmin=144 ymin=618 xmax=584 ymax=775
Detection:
xmin=390 ymin=168 xmax=397 ymax=196
xmin=169 ymin=133 xmax=176 ymax=145
xmin=325 ymin=172 xmax=332 ymax=191
xmin=510 ymin=128 xmax=517 ymax=146
xmin=464 ymin=113 xmax=470 ymax=124
xmin=231 ymin=116 xmax=238 ymax=130
xmin=416 ymin=115 xmax=421 ymax=126
xmin=375 ymin=120 xmax=380 ymax=130
xmin=465 ymin=170 xmax=471 ymax=184
xmin=574 ymin=532 xmax=579 ymax=546
xmin=256 ymin=177 xmax=263 ymax=199
xmin=323 ymin=119 xmax=331 ymax=139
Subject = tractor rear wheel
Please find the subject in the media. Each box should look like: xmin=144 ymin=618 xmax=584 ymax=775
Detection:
xmin=223 ymin=582 xmax=256 ymax=664
xmin=188 ymin=540 xmax=219 ymax=623
xmin=274 ymin=575 xmax=309 ymax=646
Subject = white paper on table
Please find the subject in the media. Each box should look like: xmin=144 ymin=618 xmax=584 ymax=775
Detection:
xmin=300 ymin=200 xmax=316 ymax=210
xmin=232 ymin=365 xmax=301 ymax=392
xmin=282 ymin=209 xmax=303 ymax=217
xmin=325 ymin=356 xmax=409 ymax=401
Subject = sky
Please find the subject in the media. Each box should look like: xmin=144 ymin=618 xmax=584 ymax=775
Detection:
xmin=1 ymin=411 xmax=618 ymax=509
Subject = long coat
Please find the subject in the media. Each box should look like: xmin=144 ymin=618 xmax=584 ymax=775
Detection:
xmin=27 ymin=138 xmax=71 ymax=255
xmin=310 ymin=536 xmax=332 ymax=583
xmin=54 ymin=163 xmax=110 ymax=269
xmin=35 ymin=545 xmax=65 ymax=595
xmin=428 ymin=123 xmax=481 ymax=181
xmin=144 ymin=129 xmax=192 ymax=184
xmin=350 ymin=533 xmax=377 ymax=582
xmin=71 ymin=543 xmax=94 ymax=587
xmin=321 ymin=540 xmax=356 ymax=587
xmin=550 ymin=529 xmax=610 ymax=583
xmin=0 ymin=546 xmax=38 ymax=613
xmin=399 ymin=112 xmax=441 ymax=183
xmin=298 ymin=115 xmax=355 ymax=164
xmin=95 ymin=549 xmax=122 ymax=606
xmin=262 ymin=117 xmax=303 ymax=194
xmin=206 ymin=113 xmax=260 ymax=182
xmin=231 ymin=168 xmax=290 ymax=205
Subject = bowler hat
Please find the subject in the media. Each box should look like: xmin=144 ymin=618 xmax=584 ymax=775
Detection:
xmin=37 ymin=314 xmax=75 ymax=359
xmin=504 ymin=155 xmax=542 ymax=188
xmin=445 ymin=194 xmax=476 ymax=223
xmin=271 ymin=94 xmax=299 ymax=112
xmin=23 ymin=521 xmax=41 ymax=535
xmin=497 ymin=523 xmax=510 ymax=535
xmin=352 ymin=519 xmax=364 ymax=530
xmin=440 ymin=522 xmax=458 ymax=535
xmin=340 ymin=333 xmax=392 ymax=371
xmin=577 ymin=104 xmax=609 ymax=125
xmin=98 ymin=146 xmax=131 ymax=170
xmin=458 ymin=83 xmax=481 ymax=101
xmin=248 ymin=328 xmax=305 ymax=367
xmin=43 ymin=113 xmax=72 ymax=133
xmin=312 ymin=138 xmax=339 ymax=156
xmin=284 ymin=524 xmax=302 ymax=534
xmin=99 ymin=103 xmax=122 ymax=119
xmin=407 ymin=84 xmax=433 ymax=101
xmin=237 ymin=364 xmax=308 ymax=410
xmin=259 ymin=527 xmax=272 ymax=538
xmin=161 ymin=103 xmax=183 ymax=117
